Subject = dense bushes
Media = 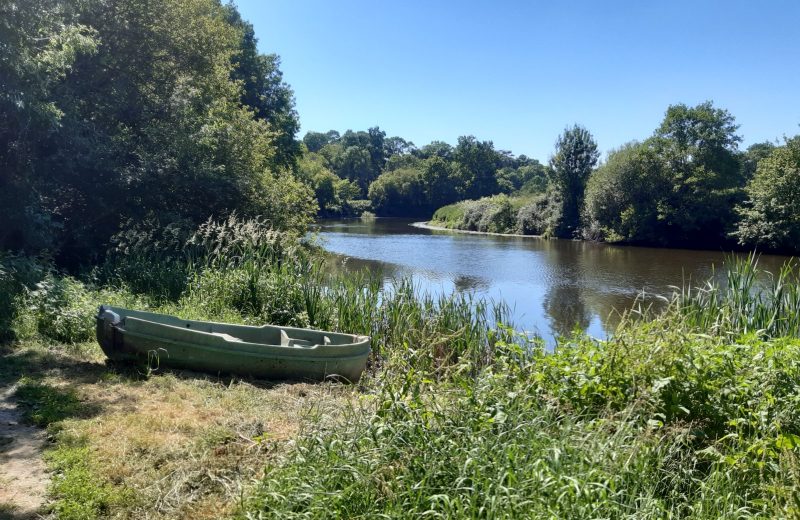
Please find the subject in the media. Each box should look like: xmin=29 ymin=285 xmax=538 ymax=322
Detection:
xmin=431 ymin=195 xmax=555 ymax=235
xmin=243 ymin=259 xmax=800 ymax=518
xmin=734 ymin=136 xmax=800 ymax=252
xmin=0 ymin=253 xmax=47 ymax=340
xmin=0 ymin=0 xmax=314 ymax=267
xmin=516 ymin=194 xmax=555 ymax=235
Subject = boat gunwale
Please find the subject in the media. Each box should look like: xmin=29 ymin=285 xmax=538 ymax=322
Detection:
xmin=120 ymin=316 xmax=370 ymax=352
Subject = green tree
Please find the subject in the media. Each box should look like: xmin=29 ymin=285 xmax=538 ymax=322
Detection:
xmin=454 ymin=136 xmax=501 ymax=199
xmin=368 ymin=167 xmax=427 ymax=216
xmin=734 ymin=136 xmax=800 ymax=252
xmin=549 ymin=125 xmax=599 ymax=237
xmin=421 ymin=156 xmax=460 ymax=208
xmin=583 ymin=141 xmax=668 ymax=243
xmin=0 ymin=0 xmax=314 ymax=265
xmin=417 ymin=141 xmax=454 ymax=161
xmin=297 ymin=150 xmax=360 ymax=215
xmin=497 ymin=162 xmax=548 ymax=194
xmin=303 ymin=130 xmax=340 ymax=153
xmin=385 ymin=136 xmax=416 ymax=157
xmin=224 ymin=5 xmax=300 ymax=168
xmin=0 ymin=0 xmax=97 ymax=252
xmin=740 ymin=141 xmax=776 ymax=180
xmin=652 ymin=101 xmax=744 ymax=244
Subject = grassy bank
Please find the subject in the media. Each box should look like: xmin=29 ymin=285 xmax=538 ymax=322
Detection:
xmin=1 ymin=225 xmax=799 ymax=518
xmin=431 ymin=194 xmax=553 ymax=236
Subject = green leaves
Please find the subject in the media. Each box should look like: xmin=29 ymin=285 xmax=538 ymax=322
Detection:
xmin=734 ymin=136 xmax=800 ymax=251
xmin=1 ymin=0 xmax=312 ymax=264
xmin=550 ymin=125 xmax=599 ymax=238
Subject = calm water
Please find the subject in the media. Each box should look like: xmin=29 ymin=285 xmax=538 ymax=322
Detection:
xmin=314 ymin=218 xmax=792 ymax=343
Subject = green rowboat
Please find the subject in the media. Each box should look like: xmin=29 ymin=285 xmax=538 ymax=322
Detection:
xmin=96 ymin=305 xmax=371 ymax=381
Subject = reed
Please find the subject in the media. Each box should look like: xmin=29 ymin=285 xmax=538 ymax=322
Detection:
xmin=674 ymin=253 xmax=800 ymax=338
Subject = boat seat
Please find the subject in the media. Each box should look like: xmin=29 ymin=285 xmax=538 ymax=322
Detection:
xmin=279 ymin=329 xmax=323 ymax=348
xmin=211 ymin=332 xmax=243 ymax=342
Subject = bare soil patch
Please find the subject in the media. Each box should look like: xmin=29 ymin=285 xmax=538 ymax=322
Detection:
xmin=0 ymin=386 xmax=49 ymax=520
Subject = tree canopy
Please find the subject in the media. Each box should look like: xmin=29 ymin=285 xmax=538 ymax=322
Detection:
xmin=734 ymin=136 xmax=800 ymax=252
xmin=584 ymin=102 xmax=755 ymax=247
xmin=0 ymin=0 xmax=313 ymax=267
xmin=549 ymin=125 xmax=599 ymax=237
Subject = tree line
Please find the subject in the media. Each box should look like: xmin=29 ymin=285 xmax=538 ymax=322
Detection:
xmin=307 ymin=103 xmax=799 ymax=254
xmin=1 ymin=0 xmax=314 ymax=270
xmin=585 ymin=103 xmax=798 ymax=252
xmin=298 ymin=130 xmax=548 ymax=217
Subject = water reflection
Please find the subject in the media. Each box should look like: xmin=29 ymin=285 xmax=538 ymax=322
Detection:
xmin=453 ymin=274 xmax=489 ymax=292
xmin=313 ymin=218 xmax=793 ymax=343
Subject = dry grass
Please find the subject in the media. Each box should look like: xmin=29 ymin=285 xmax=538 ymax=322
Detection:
xmin=1 ymin=341 xmax=354 ymax=519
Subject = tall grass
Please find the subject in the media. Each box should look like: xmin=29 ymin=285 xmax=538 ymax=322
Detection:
xmin=675 ymin=253 xmax=800 ymax=338
xmin=2 ymin=219 xmax=799 ymax=518
xmin=243 ymin=312 xmax=800 ymax=518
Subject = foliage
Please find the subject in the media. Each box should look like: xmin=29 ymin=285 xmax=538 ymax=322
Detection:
xmin=431 ymin=195 xmax=552 ymax=236
xmin=499 ymin=161 xmax=549 ymax=194
xmin=295 ymin=151 xmax=360 ymax=216
xmin=651 ymin=102 xmax=745 ymax=244
xmin=583 ymin=141 xmax=669 ymax=243
xmin=584 ymin=102 xmax=749 ymax=247
xmin=453 ymin=135 xmax=502 ymax=199
xmin=740 ymin=141 xmax=777 ymax=180
xmin=302 ymin=128 xmax=541 ymax=218
xmin=0 ymin=0 xmax=313 ymax=267
xmin=312 ymin=127 xmax=390 ymax=195
xmin=0 ymin=253 xmax=48 ymax=339
xmin=734 ymin=136 xmax=800 ymax=252
xmin=223 ymin=5 xmax=300 ymax=169
xmin=368 ymin=167 xmax=428 ymax=216
xmin=23 ymin=275 xmax=98 ymax=344
xmin=549 ymin=125 xmax=600 ymax=237
xmin=241 ymin=258 xmax=800 ymax=518
xmin=516 ymin=194 xmax=556 ymax=235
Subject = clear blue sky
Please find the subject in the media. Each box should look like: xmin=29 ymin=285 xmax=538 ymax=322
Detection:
xmin=235 ymin=0 xmax=800 ymax=161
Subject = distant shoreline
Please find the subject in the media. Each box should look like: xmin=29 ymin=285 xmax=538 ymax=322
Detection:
xmin=411 ymin=221 xmax=544 ymax=239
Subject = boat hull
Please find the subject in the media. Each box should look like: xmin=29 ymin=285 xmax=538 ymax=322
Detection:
xmin=96 ymin=306 xmax=370 ymax=382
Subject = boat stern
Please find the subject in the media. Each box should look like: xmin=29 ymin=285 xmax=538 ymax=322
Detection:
xmin=96 ymin=305 xmax=123 ymax=359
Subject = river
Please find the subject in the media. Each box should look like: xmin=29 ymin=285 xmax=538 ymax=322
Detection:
xmin=313 ymin=218 xmax=792 ymax=343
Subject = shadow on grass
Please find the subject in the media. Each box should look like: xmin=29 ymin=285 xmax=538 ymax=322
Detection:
xmin=0 ymin=339 xmax=328 ymax=414
xmin=0 ymin=342 xmax=145 ymax=430
xmin=0 ymin=503 xmax=30 ymax=520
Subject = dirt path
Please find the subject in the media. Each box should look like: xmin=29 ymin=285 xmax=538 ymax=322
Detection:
xmin=0 ymin=386 xmax=49 ymax=519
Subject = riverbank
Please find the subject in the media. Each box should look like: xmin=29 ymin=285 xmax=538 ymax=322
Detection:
xmin=1 ymin=245 xmax=799 ymax=518
xmin=411 ymin=221 xmax=544 ymax=239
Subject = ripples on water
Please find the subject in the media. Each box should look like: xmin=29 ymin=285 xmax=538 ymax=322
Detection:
xmin=313 ymin=218 xmax=792 ymax=345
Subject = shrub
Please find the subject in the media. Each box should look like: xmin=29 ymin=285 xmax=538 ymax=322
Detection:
xmin=430 ymin=203 xmax=464 ymax=228
xmin=516 ymin=194 xmax=552 ymax=235
xmin=0 ymin=253 xmax=48 ymax=340
xmin=24 ymin=275 xmax=98 ymax=344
